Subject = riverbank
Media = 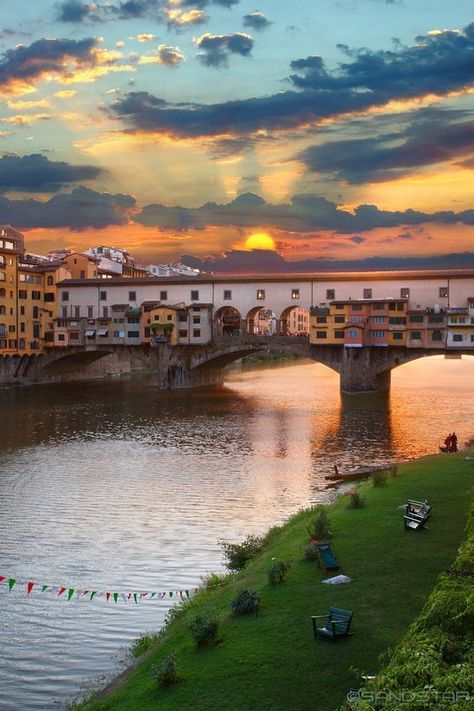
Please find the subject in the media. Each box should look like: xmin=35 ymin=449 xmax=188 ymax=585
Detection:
xmin=73 ymin=451 xmax=473 ymax=711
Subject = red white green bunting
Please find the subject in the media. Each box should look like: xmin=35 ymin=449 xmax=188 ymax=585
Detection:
xmin=0 ymin=575 xmax=199 ymax=603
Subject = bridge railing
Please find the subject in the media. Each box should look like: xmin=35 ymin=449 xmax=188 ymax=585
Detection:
xmin=213 ymin=333 xmax=309 ymax=346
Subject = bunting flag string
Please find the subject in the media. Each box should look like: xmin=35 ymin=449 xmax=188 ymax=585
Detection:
xmin=0 ymin=575 xmax=200 ymax=604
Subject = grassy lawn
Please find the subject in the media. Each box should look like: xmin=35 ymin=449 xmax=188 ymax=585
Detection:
xmin=76 ymin=453 xmax=473 ymax=711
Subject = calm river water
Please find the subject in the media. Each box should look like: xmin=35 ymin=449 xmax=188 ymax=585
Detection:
xmin=1 ymin=357 xmax=473 ymax=710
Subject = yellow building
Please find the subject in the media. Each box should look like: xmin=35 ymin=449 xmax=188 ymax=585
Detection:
xmin=142 ymin=303 xmax=185 ymax=345
xmin=0 ymin=226 xmax=24 ymax=353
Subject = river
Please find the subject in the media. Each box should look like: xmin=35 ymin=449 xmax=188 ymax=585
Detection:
xmin=0 ymin=356 xmax=473 ymax=710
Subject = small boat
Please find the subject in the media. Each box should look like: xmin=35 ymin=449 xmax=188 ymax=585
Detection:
xmin=324 ymin=464 xmax=393 ymax=482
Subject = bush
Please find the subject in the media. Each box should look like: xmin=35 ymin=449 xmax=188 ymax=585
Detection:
xmin=347 ymin=488 xmax=366 ymax=509
xmin=130 ymin=633 xmax=158 ymax=658
xmin=230 ymin=589 xmax=260 ymax=615
xmin=307 ymin=506 xmax=332 ymax=540
xmin=201 ymin=572 xmax=227 ymax=590
xmin=371 ymin=472 xmax=387 ymax=487
xmin=303 ymin=542 xmax=319 ymax=561
xmin=189 ymin=614 xmax=219 ymax=647
xmin=150 ymin=653 xmax=178 ymax=688
xmin=221 ymin=535 xmax=264 ymax=571
xmin=268 ymin=559 xmax=289 ymax=585
xmin=387 ymin=465 xmax=398 ymax=478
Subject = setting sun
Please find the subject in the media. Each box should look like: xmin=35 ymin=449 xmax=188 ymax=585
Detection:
xmin=245 ymin=232 xmax=276 ymax=251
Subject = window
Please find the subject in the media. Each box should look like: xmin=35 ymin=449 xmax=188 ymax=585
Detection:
xmin=335 ymin=304 xmax=344 ymax=310
xmin=100 ymin=290 xmax=107 ymax=301
xmin=191 ymin=290 xmax=199 ymax=301
xmin=62 ymin=291 xmax=69 ymax=302
xmin=179 ymin=314 xmax=187 ymax=322
xmin=19 ymin=289 xmax=27 ymax=299
xmin=47 ymin=276 xmax=53 ymax=286
xmin=409 ymin=314 xmax=423 ymax=323
xmin=193 ymin=316 xmax=201 ymax=324
xmin=334 ymin=330 xmax=344 ymax=338
xmin=316 ymin=316 xmax=327 ymax=323
xmin=129 ymin=291 xmax=136 ymax=302
xmin=401 ymin=288 xmax=410 ymax=298
xmin=33 ymin=306 xmax=39 ymax=319
xmin=326 ymin=289 xmax=335 ymax=300
xmin=372 ymin=303 xmax=386 ymax=311
xmin=80 ymin=270 xmax=85 ymax=279
xmin=372 ymin=316 xmax=385 ymax=323
xmin=431 ymin=330 xmax=443 ymax=341
xmin=470 ymin=335 xmax=474 ymax=342
xmin=453 ymin=334 xmax=463 ymax=342
xmin=0 ymin=272 xmax=5 ymax=281
xmin=349 ymin=330 xmax=358 ymax=338
xmin=411 ymin=331 xmax=421 ymax=339
xmin=334 ymin=316 xmax=345 ymax=323
xmin=57 ymin=333 xmax=65 ymax=342
xmin=8 ymin=324 xmax=15 ymax=333
xmin=33 ymin=324 xmax=41 ymax=338
xmin=20 ymin=306 xmax=25 ymax=315
xmin=256 ymin=289 xmax=265 ymax=300
xmin=88 ymin=306 xmax=93 ymax=318
xmin=392 ymin=332 xmax=403 ymax=340
xmin=44 ymin=292 xmax=55 ymax=302
xmin=223 ymin=290 xmax=232 ymax=300
xmin=369 ymin=330 xmax=385 ymax=338
xmin=127 ymin=330 xmax=140 ymax=338
xmin=193 ymin=328 xmax=201 ymax=338
xmin=316 ymin=331 xmax=327 ymax=339
xmin=74 ymin=306 xmax=80 ymax=318
xmin=439 ymin=287 xmax=448 ymax=298
xmin=102 ymin=306 xmax=108 ymax=318
xmin=31 ymin=291 xmax=41 ymax=300
xmin=127 ymin=316 xmax=140 ymax=324
xmin=363 ymin=288 xmax=372 ymax=299
xmin=69 ymin=332 xmax=80 ymax=340
xmin=352 ymin=304 xmax=362 ymax=311
xmin=160 ymin=290 xmax=168 ymax=301
xmin=62 ymin=307 xmax=68 ymax=318
xmin=167 ymin=314 xmax=173 ymax=321
xmin=179 ymin=329 xmax=188 ymax=338
xmin=291 ymin=289 xmax=300 ymax=300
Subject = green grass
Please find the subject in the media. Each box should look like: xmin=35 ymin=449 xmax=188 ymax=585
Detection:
xmin=75 ymin=453 xmax=473 ymax=711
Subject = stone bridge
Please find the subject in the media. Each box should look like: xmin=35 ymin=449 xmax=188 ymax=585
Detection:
xmin=0 ymin=337 xmax=471 ymax=393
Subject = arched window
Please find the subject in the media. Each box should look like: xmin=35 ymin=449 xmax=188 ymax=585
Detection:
xmin=0 ymin=271 xmax=5 ymax=281
xmin=0 ymin=323 xmax=6 ymax=337
xmin=0 ymin=256 xmax=5 ymax=267
xmin=0 ymin=306 xmax=5 ymax=315
xmin=47 ymin=275 xmax=54 ymax=285
xmin=0 ymin=288 xmax=5 ymax=297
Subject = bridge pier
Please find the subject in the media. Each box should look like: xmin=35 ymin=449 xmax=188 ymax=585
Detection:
xmin=339 ymin=348 xmax=391 ymax=394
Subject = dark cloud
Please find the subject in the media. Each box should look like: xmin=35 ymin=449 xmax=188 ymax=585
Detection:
xmin=180 ymin=0 xmax=240 ymax=6
xmin=135 ymin=191 xmax=474 ymax=233
xmin=181 ymin=250 xmax=474 ymax=274
xmin=195 ymin=32 xmax=253 ymax=67
xmin=298 ymin=112 xmax=474 ymax=183
xmin=350 ymin=235 xmax=365 ymax=244
xmin=113 ymin=0 xmax=160 ymax=19
xmin=0 ymin=154 xmax=103 ymax=193
xmin=0 ymin=187 xmax=135 ymax=229
xmin=243 ymin=11 xmax=271 ymax=32
xmin=111 ymin=22 xmax=474 ymax=139
xmin=0 ymin=37 xmax=97 ymax=92
xmin=56 ymin=1 xmax=94 ymax=23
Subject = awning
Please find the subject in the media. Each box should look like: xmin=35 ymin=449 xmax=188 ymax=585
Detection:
xmin=98 ymin=329 xmax=108 ymax=336
xmin=85 ymin=329 xmax=96 ymax=337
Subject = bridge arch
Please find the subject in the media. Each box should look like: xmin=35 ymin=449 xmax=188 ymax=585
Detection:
xmin=279 ymin=305 xmax=310 ymax=336
xmin=245 ymin=306 xmax=277 ymax=335
xmin=214 ymin=306 xmax=242 ymax=336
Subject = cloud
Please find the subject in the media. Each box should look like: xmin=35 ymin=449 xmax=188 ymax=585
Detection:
xmin=194 ymin=32 xmax=253 ymax=67
xmin=298 ymin=111 xmax=474 ymax=183
xmin=165 ymin=8 xmax=207 ymax=29
xmin=0 ymin=186 xmax=135 ymax=229
xmin=243 ymin=11 xmax=271 ymax=32
xmin=180 ymin=249 xmax=474 ymax=273
xmin=135 ymin=191 xmax=474 ymax=233
xmin=56 ymin=1 xmax=97 ymax=23
xmin=0 ymin=154 xmax=103 ymax=193
xmin=0 ymin=113 xmax=51 ymax=126
xmin=110 ymin=22 xmax=474 ymax=139
xmin=130 ymin=33 xmax=156 ymax=42
xmin=0 ymin=37 xmax=104 ymax=95
xmin=138 ymin=44 xmax=185 ymax=66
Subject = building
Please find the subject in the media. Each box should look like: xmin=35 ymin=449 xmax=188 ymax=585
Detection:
xmin=147 ymin=263 xmax=201 ymax=278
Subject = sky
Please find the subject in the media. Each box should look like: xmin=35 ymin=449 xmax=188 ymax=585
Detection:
xmin=1 ymin=0 xmax=474 ymax=271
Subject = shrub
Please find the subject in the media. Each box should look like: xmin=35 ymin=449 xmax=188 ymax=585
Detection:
xmin=230 ymin=589 xmax=260 ymax=615
xmin=189 ymin=614 xmax=219 ymax=647
xmin=201 ymin=572 xmax=227 ymax=590
xmin=221 ymin=534 xmax=264 ymax=571
xmin=303 ymin=542 xmax=319 ymax=561
xmin=268 ymin=559 xmax=289 ymax=585
xmin=371 ymin=472 xmax=387 ymax=487
xmin=347 ymin=488 xmax=366 ymax=509
xmin=307 ymin=506 xmax=332 ymax=540
xmin=150 ymin=653 xmax=178 ymax=688
xmin=130 ymin=633 xmax=158 ymax=658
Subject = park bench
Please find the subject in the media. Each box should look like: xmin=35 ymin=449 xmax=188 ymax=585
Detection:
xmin=311 ymin=607 xmax=353 ymax=642
xmin=406 ymin=499 xmax=431 ymax=518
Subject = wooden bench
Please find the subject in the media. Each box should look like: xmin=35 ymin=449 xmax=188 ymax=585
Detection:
xmin=311 ymin=607 xmax=353 ymax=642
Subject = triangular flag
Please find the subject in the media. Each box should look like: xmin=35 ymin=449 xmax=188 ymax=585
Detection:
xmin=106 ymin=592 xmax=111 ymax=602
xmin=185 ymin=590 xmax=190 ymax=599
xmin=8 ymin=578 xmax=16 ymax=591
xmin=113 ymin=593 xmax=119 ymax=604
xmin=169 ymin=591 xmax=173 ymax=598
xmin=0 ymin=576 xmax=5 ymax=583
xmin=58 ymin=587 xmax=67 ymax=596
xmin=41 ymin=585 xmax=49 ymax=593
xmin=82 ymin=590 xmax=90 ymax=597
xmin=151 ymin=592 xmax=156 ymax=599
xmin=90 ymin=591 xmax=97 ymax=600
xmin=133 ymin=593 xmax=138 ymax=604
xmin=27 ymin=582 xmax=35 ymax=594
xmin=121 ymin=593 xmax=127 ymax=603
xmin=67 ymin=588 xmax=75 ymax=601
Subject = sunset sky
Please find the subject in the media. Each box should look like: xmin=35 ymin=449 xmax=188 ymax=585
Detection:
xmin=1 ymin=0 xmax=474 ymax=270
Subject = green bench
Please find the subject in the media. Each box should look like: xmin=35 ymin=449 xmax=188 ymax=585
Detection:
xmin=311 ymin=607 xmax=353 ymax=642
